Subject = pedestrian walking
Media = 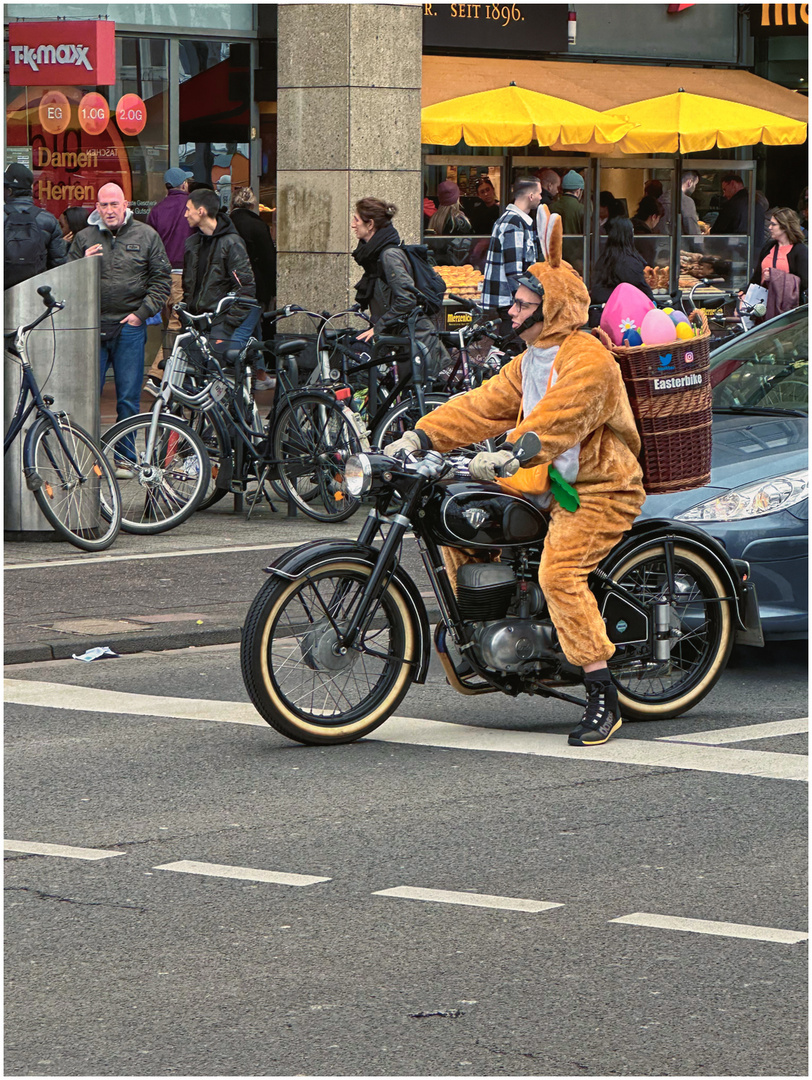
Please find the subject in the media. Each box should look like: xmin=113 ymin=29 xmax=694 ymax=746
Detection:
xmin=4 ymin=163 xmax=67 ymax=289
xmin=481 ymin=176 xmax=542 ymax=324
xmin=749 ymin=207 xmax=808 ymax=314
xmin=229 ymin=186 xmax=276 ymax=310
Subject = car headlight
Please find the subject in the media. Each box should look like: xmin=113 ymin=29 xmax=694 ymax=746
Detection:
xmin=343 ymin=454 xmax=372 ymax=498
xmin=677 ymin=469 xmax=808 ymax=522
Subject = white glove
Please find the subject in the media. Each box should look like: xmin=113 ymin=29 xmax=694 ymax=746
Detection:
xmin=385 ymin=429 xmax=423 ymax=458
xmin=469 ymin=449 xmax=519 ymax=482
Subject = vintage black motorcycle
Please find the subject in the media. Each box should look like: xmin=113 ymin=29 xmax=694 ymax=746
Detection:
xmin=240 ymin=434 xmax=763 ymax=745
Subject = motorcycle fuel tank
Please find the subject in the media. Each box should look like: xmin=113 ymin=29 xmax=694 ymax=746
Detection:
xmin=421 ymin=480 xmax=548 ymax=550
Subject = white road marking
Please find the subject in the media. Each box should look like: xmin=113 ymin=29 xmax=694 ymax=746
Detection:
xmin=153 ymin=860 xmax=330 ymax=886
xmin=4 ymin=680 xmax=807 ymax=782
xmin=3 ymin=541 xmax=307 ymax=572
xmin=610 ymin=911 xmax=808 ymax=945
xmin=4 ymin=839 xmax=124 ymax=860
xmin=4 ymin=679 xmax=266 ymax=727
xmin=372 ymin=715 xmax=808 ymax=783
xmin=659 ymin=717 xmax=808 ymax=745
xmin=373 ymin=886 xmax=562 ymax=913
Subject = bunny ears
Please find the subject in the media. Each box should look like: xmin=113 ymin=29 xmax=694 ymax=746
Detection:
xmin=536 ymin=204 xmax=563 ymax=268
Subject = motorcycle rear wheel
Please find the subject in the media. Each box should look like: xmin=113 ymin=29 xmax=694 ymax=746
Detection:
xmin=241 ymin=559 xmax=417 ymax=744
xmin=608 ymin=543 xmax=734 ymax=720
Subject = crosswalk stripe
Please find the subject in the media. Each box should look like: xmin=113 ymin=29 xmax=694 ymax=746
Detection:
xmin=4 ymin=679 xmax=806 ymax=782
xmin=658 ymin=717 xmax=808 ymax=745
xmin=372 ymin=886 xmax=563 ymax=913
xmin=153 ymin=860 xmax=330 ymax=886
xmin=4 ymin=839 xmax=124 ymax=860
xmin=610 ymin=911 xmax=808 ymax=945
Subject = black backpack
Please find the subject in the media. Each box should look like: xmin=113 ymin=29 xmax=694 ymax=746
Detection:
xmin=400 ymin=242 xmax=446 ymax=316
xmin=5 ymin=205 xmax=48 ymax=288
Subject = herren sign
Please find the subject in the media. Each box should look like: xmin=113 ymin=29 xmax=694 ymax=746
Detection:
xmin=8 ymin=21 xmax=116 ymax=85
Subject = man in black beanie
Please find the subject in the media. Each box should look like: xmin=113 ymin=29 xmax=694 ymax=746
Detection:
xmin=4 ymin=163 xmax=67 ymax=289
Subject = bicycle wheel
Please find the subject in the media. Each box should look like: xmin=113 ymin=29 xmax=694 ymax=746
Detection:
xmin=170 ymin=401 xmax=232 ymax=510
xmin=273 ymin=393 xmax=362 ymax=522
xmin=101 ymin=413 xmax=210 ymax=534
xmin=370 ymin=392 xmax=452 ymax=449
xmin=27 ymin=417 xmax=121 ymax=551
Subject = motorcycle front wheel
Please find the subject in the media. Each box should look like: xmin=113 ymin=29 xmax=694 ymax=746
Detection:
xmin=241 ymin=559 xmax=418 ymax=744
xmin=608 ymin=543 xmax=734 ymax=720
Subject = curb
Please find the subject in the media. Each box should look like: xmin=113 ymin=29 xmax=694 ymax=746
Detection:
xmin=4 ymin=603 xmax=445 ymax=666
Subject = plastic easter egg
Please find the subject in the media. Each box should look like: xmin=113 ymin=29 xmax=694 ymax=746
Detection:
xmin=600 ymin=283 xmax=655 ymax=346
xmin=640 ymin=307 xmax=678 ymax=346
xmin=622 ymin=329 xmax=643 ymax=347
xmin=668 ymin=309 xmax=690 ymax=327
xmin=662 ymin=307 xmax=674 ymax=315
xmin=675 ymin=320 xmax=695 ymax=340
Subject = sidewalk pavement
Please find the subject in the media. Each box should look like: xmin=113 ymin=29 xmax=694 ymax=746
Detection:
xmin=5 ymin=378 xmax=435 ymax=665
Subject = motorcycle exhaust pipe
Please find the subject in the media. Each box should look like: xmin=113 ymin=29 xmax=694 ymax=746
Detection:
xmin=654 ymin=598 xmax=672 ymax=662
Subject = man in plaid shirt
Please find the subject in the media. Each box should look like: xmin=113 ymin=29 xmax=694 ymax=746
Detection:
xmin=481 ymin=176 xmax=543 ymax=318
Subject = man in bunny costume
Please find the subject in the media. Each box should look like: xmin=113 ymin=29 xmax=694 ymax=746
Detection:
xmin=390 ymin=208 xmax=645 ymax=745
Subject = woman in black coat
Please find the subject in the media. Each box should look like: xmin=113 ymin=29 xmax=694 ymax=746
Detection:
xmin=230 ymin=187 xmax=276 ymax=308
xmin=750 ymin=206 xmax=808 ymax=297
xmin=351 ymin=197 xmax=447 ymax=379
xmin=589 ymin=217 xmax=655 ymax=322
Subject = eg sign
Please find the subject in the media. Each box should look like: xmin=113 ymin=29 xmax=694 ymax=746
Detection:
xmin=640 ymin=307 xmax=679 ymax=346
xmin=38 ymin=90 xmax=70 ymax=135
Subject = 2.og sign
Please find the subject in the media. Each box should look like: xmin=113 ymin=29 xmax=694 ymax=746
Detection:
xmin=8 ymin=21 xmax=116 ymax=86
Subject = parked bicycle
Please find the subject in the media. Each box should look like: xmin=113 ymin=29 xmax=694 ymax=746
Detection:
xmin=125 ymin=295 xmax=364 ymax=524
xmin=4 ymin=285 xmax=121 ymax=551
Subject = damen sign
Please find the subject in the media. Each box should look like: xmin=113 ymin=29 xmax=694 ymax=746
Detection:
xmin=8 ymin=20 xmax=116 ymax=85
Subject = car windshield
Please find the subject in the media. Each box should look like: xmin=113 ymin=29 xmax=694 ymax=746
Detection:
xmin=709 ymin=306 xmax=808 ymax=414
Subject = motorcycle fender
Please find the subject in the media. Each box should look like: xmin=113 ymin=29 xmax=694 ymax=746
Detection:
xmin=599 ymin=517 xmax=754 ymax=634
xmin=263 ymin=540 xmax=431 ymax=684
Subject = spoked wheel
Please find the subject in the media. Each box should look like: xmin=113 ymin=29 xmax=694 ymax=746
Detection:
xmin=371 ymin=392 xmax=451 ymax=448
xmin=241 ymin=559 xmax=417 ymax=744
xmin=608 ymin=543 xmax=734 ymax=720
xmin=273 ymin=393 xmax=362 ymax=522
xmin=170 ymin=402 xmax=232 ymax=510
xmin=371 ymin=392 xmax=503 ymax=454
xmin=101 ymin=413 xmax=210 ymax=534
xmin=28 ymin=417 xmax=121 ymax=551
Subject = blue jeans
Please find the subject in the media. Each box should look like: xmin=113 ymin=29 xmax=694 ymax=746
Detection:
xmin=100 ymin=322 xmax=146 ymax=463
xmin=100 ymin=322 xmax=147 ymax=423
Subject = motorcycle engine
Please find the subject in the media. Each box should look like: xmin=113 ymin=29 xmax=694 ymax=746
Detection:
xmin=455 ymin=563 xmax=555 ymax=673
xmin=473 ymin=618 xmax=557 ymax=673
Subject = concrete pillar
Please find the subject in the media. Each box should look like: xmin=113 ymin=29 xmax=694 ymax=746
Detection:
xmin=276 ymin=3 xmax=422 ymax=317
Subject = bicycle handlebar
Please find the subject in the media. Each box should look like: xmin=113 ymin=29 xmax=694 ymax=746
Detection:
xmin=447 ymin=293 xmax=483 ymax=314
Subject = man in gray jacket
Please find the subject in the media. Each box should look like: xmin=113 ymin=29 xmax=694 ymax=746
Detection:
xmin=69 ymin=183 xmax=170 ymax=466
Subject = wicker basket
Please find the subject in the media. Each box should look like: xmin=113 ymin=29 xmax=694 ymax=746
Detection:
xmin=594 ymin=310 xmax=713 ymax=495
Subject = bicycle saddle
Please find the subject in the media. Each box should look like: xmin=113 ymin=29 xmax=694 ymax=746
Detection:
xmin=275 ymin=338 xmax=308 ymax=356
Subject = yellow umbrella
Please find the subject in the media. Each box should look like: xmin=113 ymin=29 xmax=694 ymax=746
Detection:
xmin=602 ymin=91 xmax=808 ymax=154
xmin=421 ymin=84 xmax=633 ymax=149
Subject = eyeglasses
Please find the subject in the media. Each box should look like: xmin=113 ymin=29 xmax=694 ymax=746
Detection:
xmin=768 ymin=220 xmax=780 ymax=228
xmin=511 ymin=298 xmax=540 ymax=312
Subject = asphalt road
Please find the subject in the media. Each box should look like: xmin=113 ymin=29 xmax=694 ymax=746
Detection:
xmin=4 ymin=638 xmax=807 ymax=1077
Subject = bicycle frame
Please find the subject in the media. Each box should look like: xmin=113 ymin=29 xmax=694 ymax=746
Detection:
xmin=4 ymin=333 xmax=89 ymax=482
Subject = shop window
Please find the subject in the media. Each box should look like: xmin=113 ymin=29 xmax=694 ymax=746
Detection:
xmin=179 ymin=40 xmax=251 ymax=208
xmin=4 ymin=36 xmax=168 ymax=223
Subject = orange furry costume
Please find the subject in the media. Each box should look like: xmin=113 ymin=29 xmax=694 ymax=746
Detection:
xmin=416 ymin=208 xmax=646 ymax=668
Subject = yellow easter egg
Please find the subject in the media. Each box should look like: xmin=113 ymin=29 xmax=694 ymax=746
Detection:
xmin=675 ymin=321 xmax=695 ymax=340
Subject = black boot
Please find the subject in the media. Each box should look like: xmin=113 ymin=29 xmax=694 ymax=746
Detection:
xmin=568 ymin=668 xmax=622 ymax=747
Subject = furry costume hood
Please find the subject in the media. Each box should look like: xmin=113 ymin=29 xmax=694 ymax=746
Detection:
xmin=522 ymin=206 xmax=590 ymax=348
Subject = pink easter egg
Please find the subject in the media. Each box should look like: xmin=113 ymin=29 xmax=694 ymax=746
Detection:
xmin=600 ymin=283 xmax=655 ymax=346
xmin=640 ymin=307 xmax=678 ymax=346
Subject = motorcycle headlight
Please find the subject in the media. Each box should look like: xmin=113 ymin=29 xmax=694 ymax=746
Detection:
xmin=677 ymin=469 xmax=808 ymax=522
xmin=344 ymin=454 xmax=372 ymax=498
